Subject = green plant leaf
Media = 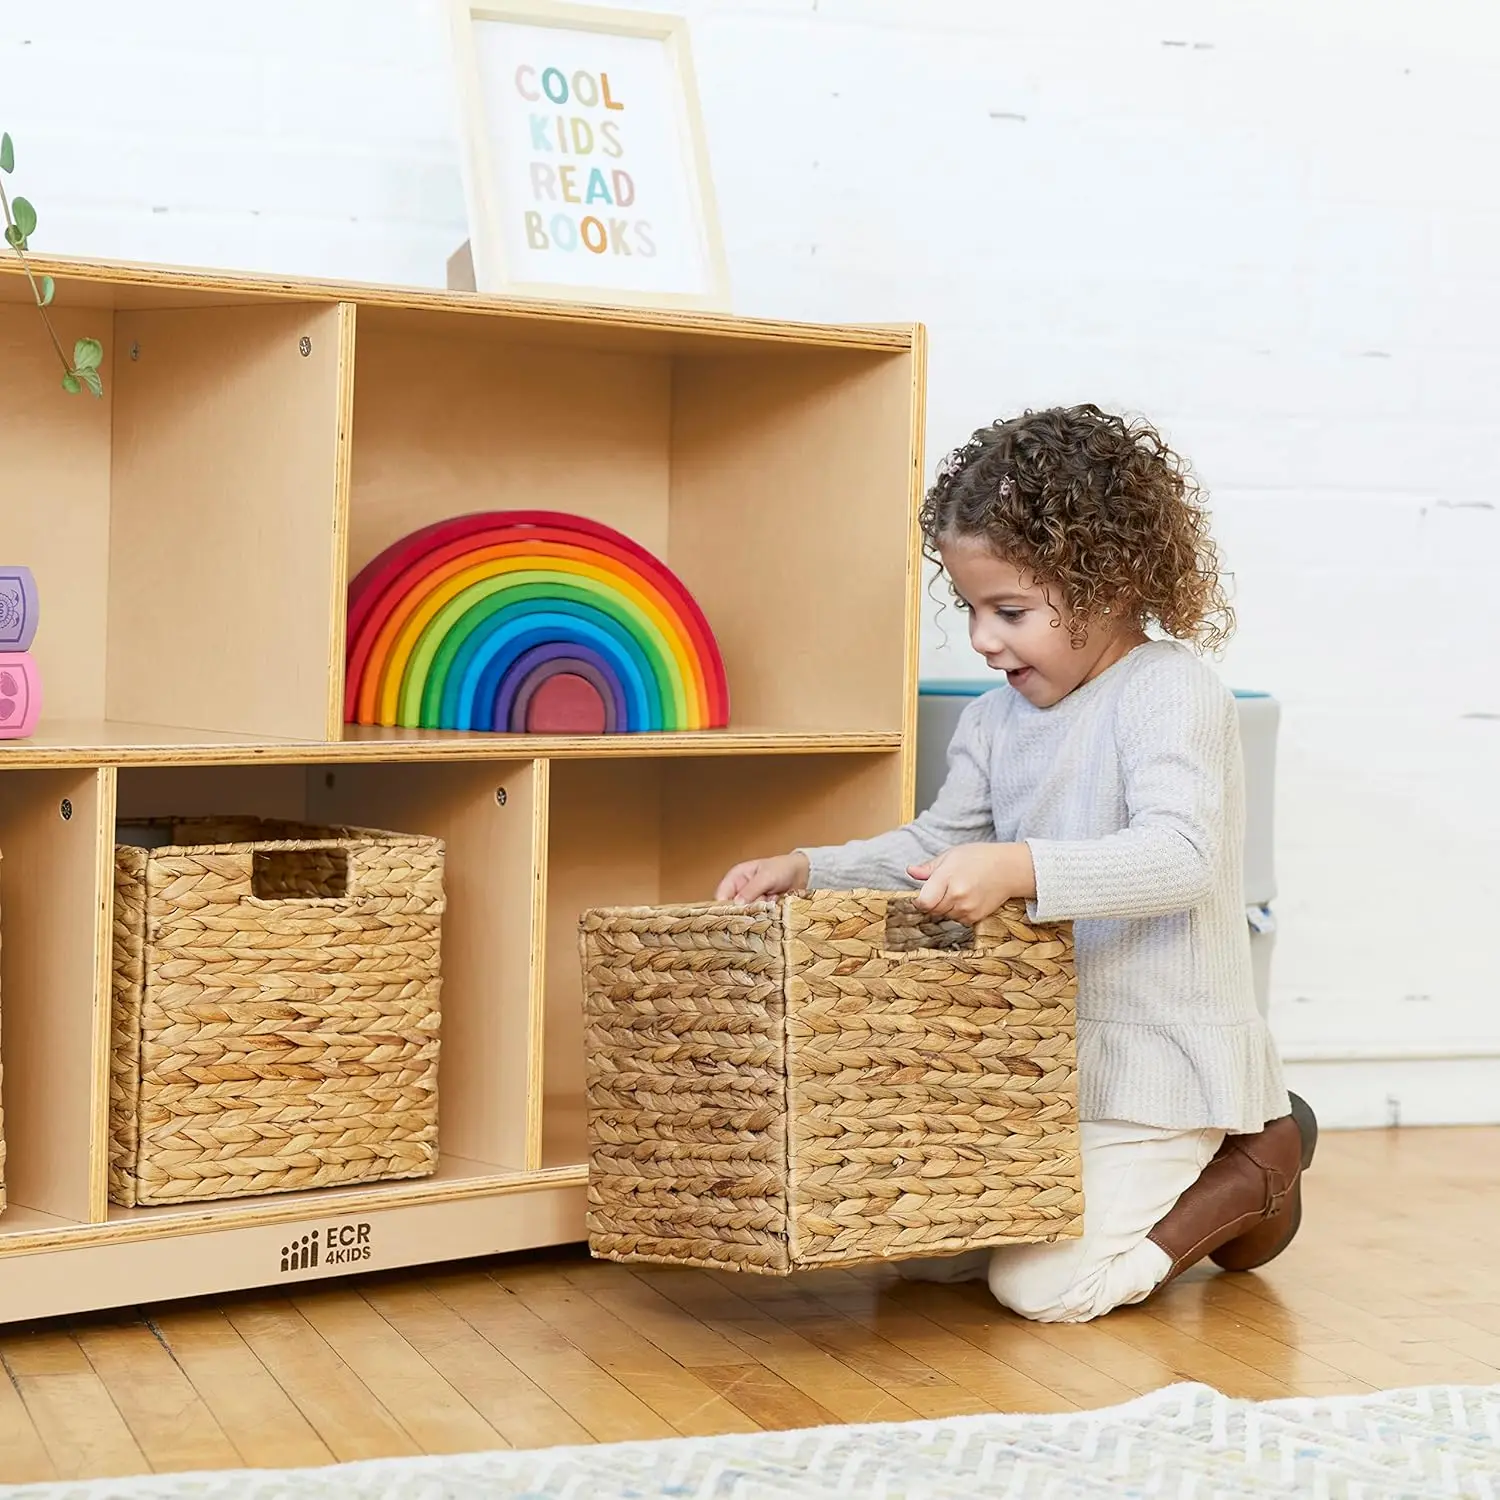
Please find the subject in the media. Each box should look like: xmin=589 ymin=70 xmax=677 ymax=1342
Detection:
xmin=12 ymin=196 xmax=36 ymax=240
xmin=38 ymin=274 xmax=54 ymax=307
xmin=77 ymin=367 xmax=103 ymax=398
xmin=73 ymin=337 xmax=103 ymax=371
xmin=0 ymin=134 xmax=13 ymax=174
xmin=4 ymin=223 xmax=23 ymax=249
xmin=61 ymin=372 xmax=81 ymax=394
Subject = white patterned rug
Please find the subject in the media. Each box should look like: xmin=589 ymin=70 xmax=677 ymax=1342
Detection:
xmin=4 ymin=1381 xmax=1499 ymax=1498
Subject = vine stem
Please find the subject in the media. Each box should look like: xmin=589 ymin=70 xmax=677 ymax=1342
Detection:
xmin=0 ymin=173 xmax=73 ymax=379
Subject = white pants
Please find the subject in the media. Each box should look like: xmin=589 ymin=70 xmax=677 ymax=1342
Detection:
xmin=899 ymin=1121 xmax=1227 ymax=1324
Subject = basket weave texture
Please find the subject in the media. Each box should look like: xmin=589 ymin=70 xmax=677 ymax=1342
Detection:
xmin=110 ymin=818 xmax=444 ymax=1207
xmin=579 ymin=889 xmax=1081 ymax=1274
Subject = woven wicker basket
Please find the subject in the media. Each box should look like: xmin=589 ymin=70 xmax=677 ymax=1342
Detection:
xmin=110 ymin=818 xmax=445 ymax=1207
xmin=579 ymin=889 xmax=1082 ymax=1274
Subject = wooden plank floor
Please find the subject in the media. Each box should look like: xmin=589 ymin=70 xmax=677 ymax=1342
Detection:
xmin=2 ymin=1125 xmax=1498 ymax=1482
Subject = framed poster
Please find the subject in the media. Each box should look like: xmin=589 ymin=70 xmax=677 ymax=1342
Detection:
xmin=447 ymin=1 xmax=730 ymax=308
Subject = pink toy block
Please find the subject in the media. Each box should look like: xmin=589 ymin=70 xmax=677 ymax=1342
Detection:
xmin=0 ymin=652 xmax=42 ymax=739
xmin=0 ymin=566 xmax=38 ymax=652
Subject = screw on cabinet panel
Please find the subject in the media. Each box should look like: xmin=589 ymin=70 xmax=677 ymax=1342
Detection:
xmin=59 ymin=798 xmax=72 ymax=821
xmin=129 ymin=342 xmax=140 ymax=360
xmin=495 ymin=787 xmax=508 ymax=806
xmin=299 ymin=336 xmax=312 ymax=356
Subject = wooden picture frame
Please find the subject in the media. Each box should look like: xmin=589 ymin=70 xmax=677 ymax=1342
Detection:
xmin=446 ymin=0 xmax=730 ymax=309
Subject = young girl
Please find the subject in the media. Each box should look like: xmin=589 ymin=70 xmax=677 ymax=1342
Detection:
xmin=716 ymin=404 xmax=1315 ymax=1325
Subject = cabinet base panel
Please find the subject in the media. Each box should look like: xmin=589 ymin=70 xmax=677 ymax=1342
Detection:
xmin=0 ymin=1184 xmax=586 ymax=1324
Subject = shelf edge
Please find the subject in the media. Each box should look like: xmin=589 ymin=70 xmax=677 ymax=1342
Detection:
xmin=0 ymin=253 xmax=916 ymax=352
xmin=0 ymin=730 xmax=905 ymax=769
xmin=0 ymin=1163 xmax=589 ymax=1258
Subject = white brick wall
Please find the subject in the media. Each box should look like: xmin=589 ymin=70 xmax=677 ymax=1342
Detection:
xmin=5 ymin=0 xmax=1498 ymax=1117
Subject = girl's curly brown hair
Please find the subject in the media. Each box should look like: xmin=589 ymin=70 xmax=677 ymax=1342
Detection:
xmin=919 ymin=404 xmax=1233 ymax=651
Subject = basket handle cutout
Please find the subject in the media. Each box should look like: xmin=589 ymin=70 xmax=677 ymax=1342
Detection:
xmin=251 ymin=847 xmax=349 ymax=902
xmin=883 ymin=896 xmax=975 ymax=953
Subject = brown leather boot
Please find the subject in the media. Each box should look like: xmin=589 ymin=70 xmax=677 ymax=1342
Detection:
xmin=1147 ymin=1093 xmax=1317 ymax=1289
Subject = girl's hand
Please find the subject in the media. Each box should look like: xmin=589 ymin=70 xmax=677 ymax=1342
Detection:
xmin=715 ymin=852 xmax=810 ymax=904
xmin=908 ymin=843 xmax=1036 ymax=924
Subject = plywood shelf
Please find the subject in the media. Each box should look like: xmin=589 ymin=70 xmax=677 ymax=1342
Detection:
xmin=0 ymin=1205 xmax=81 ymax=1240
xmin=0 ymin=252 xmax=915 ymax=355
xmin=0 ymin=720 xmax=319 ymax=766
xmin=340 ymin=727 xmax=905 ymax=758
xmin=102 ymin=1156 xmax=573 ymax=1234
xmin=0 ymin=724 xmax=904 ymax=768
xmin=0 ymin=253 xmax=924 ymax=1321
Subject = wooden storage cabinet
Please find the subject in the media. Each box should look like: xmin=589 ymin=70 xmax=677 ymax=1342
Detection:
xmin=0 ymin=255 xmax=923 ymax=1323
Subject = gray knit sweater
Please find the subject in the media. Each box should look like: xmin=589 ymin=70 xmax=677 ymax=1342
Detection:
xmin=800 ymin=640 xmax=1290 ymax=1134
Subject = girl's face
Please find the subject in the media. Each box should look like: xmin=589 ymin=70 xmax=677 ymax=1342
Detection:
xmin=939 ymin=535 xmax=1148 ymax=708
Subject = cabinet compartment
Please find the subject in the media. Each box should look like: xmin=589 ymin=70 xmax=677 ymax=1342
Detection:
xmin=0 ymin=294 xmax=352 ymax=750
xmin=112 ymin=760 xmax=542 ymax=1221
xmin=344 ymin=308 xmax=917 ymax=743
xmin=0 ymin=768 xmax=114 ymax=1230
xmin=542 ymin=751 xmax=906 ymax=1167
xmin=108 ymin=816 xmax=444 ymax=1207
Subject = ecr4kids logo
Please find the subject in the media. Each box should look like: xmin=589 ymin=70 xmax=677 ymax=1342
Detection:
xmin=279 ymin=1222 xmax=374 ymax=1274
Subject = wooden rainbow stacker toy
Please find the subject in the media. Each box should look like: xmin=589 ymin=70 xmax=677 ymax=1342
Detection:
xmin=344 ymin=511 xmax=730 ymax=734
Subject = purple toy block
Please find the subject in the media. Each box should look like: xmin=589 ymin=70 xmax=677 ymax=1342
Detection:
xmin=0 ymin=567 xmax=39 ymax=652
xmin=0 ymin=652 xmax=42 ymax=739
